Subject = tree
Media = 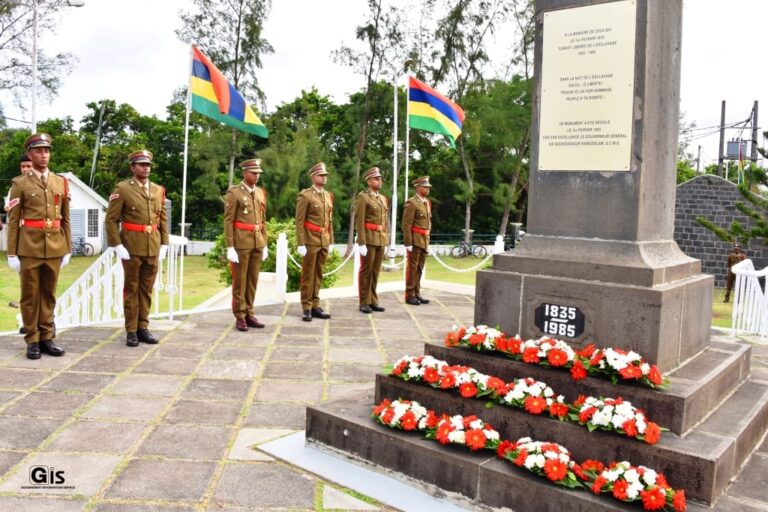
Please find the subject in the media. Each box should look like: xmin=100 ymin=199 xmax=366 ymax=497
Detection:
xmin=176 ymin=0 xmax=274 ymax=186
xmin=697 ymin=183 xmax=768 ymax=247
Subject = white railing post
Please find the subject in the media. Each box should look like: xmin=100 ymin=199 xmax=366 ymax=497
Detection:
xmin=352 ymin=245 xmax=361 ymax=292
xmin=493 ymin=235 xmax=505 ymax=255
xmin=730 ymin=258 xmax=768 ymax=339
xmin=275 ymin=232 xmax=288 ymax=301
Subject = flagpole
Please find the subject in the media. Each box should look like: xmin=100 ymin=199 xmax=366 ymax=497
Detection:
xmin=178 ymin=45 xmax=194 ymax=314
xmin=404 ymin=75 xmax=411 ymax=204
xmin=389 ymin=67 xmax=398 ymax=268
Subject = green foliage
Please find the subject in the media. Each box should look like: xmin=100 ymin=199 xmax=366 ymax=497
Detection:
xmin=207 ymin=219 xmax=341 ymax=292
xmin=676 ymin=159 xmax=697 ymax=184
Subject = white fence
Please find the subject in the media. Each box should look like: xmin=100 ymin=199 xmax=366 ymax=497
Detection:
xmin=731 ymin=258 xmax=768 ymax=339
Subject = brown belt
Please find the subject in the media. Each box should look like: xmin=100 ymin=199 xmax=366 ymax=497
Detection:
xmin=22 ymin=219 xmax=60 ymax=229
xmin=411 ymin=226 xmax=429 ymax=235
xmin=123 ymin=222 xmax=157 ymax=234
xmin=304 ymin=221 xmax=329 ymax=234
xmin=365 ymin=222 xmax=385 ymax=232
xmin=234 ymin=221 xmax=263 ymax=232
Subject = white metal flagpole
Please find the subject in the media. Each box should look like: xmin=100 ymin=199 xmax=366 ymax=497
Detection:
xmin=404 ymin=75 xmax=411 ymax=204
xmin=178 ymin=45 xmax=194 ymax=314
xmin=389 ymin=68 xmax=399 ymax=267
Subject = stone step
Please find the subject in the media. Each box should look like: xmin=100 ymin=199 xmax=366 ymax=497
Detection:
xmin=425 ymin=339 xmax=752 ymax=435
xmin=374 ymin=373 xmax=768 ymax=504
xmin=306 ymin=401 xmax=710 ymax=512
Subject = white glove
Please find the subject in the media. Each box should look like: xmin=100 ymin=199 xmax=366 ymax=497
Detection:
xmin=158 ymin=245 xmax=168 ymax=261
xmin=262 ymin=246 xmax=269 ymax=261
xmin=426 ymin=247 xmax=432 ymax=256
xmin=61 ymin=253 xmax=71 ymax=267
xmin=7 ymin=255 xmax=20 ymax=272
xmin=406 ymin=246 xmax=413 ymax=252
xmin=358 ymin=244 xmax=368 ymax=257
xmin=115 ymin=244 xmax=131 ymax=260
xmin=226 ymin=247 xmax=239 ymax=263
xmin=297 ymin=245 xmax=307 ymax=257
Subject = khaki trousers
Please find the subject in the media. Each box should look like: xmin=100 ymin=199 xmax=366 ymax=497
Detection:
xmin=122 ymin=255 xmax=159 ymax=332
xmin=20 ymin=256 xmax=62 ymax=344
xmin=300 ymin=245 xmax=328 ymax=310
xmin=405 ymin=246 xmax=427 ymax=298
xmin=231 ymin=247 xmax=263 ymax=319
xmin=358 ymin=245 xmax=385 ymax=306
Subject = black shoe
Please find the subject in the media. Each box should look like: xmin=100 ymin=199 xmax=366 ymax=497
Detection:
xmin=311 ymin=307 xmax=331 ymax=319
xmin=235 ymin=319 xmax=248 ymax=331
xmin=245 ymin=316 xmax=265 ymax=328
xmin=359 ymin=305 xmax=373 ymax=314
xmin=415 ymin=296 xmax=430 ymax=304
xmin=39 ymin=340 xmax=65 ymax=356
xmin=302 ymin=310 xmax=312 ymax=322
xmin=26 ymin=342 xmax=41 ymax=359
xmin=19 ymin=326 xmax=27 ymax=334
xmin=126 ymin=332 xmax=139 ymax=347
xmin=369 ymin=304 xmax=385 ymax=312
xmin=405 ymin=296 xmax=421 ymax=305
xmin=137 ymin=329 xmax=159 ymax=344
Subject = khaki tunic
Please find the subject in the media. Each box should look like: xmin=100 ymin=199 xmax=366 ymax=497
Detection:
xmin=105 ymin=179 xmax=169 ymax=332
xmin=6 ymin=171 xmax=72 ymax=344
xmin=295 ymin=187 xmax=334 ymax=310
xmin=402 ymin=195 xmax=432 ymax=299
xmin=355 ymin=189 xmax=389 ymax=306
xmin=224 ymin=182 xmax=267 ymax=319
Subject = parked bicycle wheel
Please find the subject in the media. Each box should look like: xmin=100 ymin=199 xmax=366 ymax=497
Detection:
xmin=82 ymin=243 xmax=95 ymax=257
xmin=472 ymin=244 xmax=487 ymax=258
xmin=451 ymin=244 xmax=468 ymax=258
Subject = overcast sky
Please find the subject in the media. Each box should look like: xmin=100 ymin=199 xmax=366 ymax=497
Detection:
xmin=2 ymin=0 xmax=763 ymax=168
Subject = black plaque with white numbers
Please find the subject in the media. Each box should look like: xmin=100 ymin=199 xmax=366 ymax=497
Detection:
xmin=534 ymin=303 xmax=585 ymax=339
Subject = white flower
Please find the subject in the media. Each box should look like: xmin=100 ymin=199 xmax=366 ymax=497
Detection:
xmin=448 ymin=431 xmax=465 ymax=444
xmin=544 ymin=450 xmax=558 ymax=459
xmin=627 ymin=482 xmax=643 ymax=500
xmin=559 ymin=453 xmax=570 ymax=464
xmin=517 ymin=436 xmax=532 ymax=444
xmin=544 ymin=387 xmax=554 ymax=398
xmin=602 ymin=469 xmax=619 ymax=482
xmin=615 ymin=402 xmax=635 ymax=417
xmin=611 ymin=414 xmax=629 ymax=430
xmin=591 ymin=410 xmax=612 ymax=427
xmin=407 ymin=364 xmax=423 ymax=379
xmin=623 ymin=469 xmax=640 ymax=484
xmin=642 ymin=469 xmax=657 ymax=486
xmin=508 ymin=388 xmax=525 ymax=402
xmin=469 ymin=419 xmax=483 ymax=430
xmin=450 ymin=416 xmax=464 ymax=430
xmin=640 ymin=363 xmax=650 ymax=375
xmin=485 ymin=429 xmax=500 ymax=441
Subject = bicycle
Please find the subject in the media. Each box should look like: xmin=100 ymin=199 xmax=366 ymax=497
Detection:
xmin=450 ymin=240 xmax=487 ymax=259
xmin=72 ymin=236 xmax=95 ymax=256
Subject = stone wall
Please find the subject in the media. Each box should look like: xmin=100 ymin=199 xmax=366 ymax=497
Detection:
xmin=674 ymin=174 xmax=768 ymax=287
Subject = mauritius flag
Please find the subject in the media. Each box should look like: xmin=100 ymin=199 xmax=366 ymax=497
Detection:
xmin=190 ymin=46 xmax=268 ymax=139
xmin=408 ymin=76 xmax=464 ymax=147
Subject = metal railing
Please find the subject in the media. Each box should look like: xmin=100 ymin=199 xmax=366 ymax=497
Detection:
xmin=53 ymin=235 xmax=189 ymax=329
xmin=731 ymin=258 xmax=768 ymax=339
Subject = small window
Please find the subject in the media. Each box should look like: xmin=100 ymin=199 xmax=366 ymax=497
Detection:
xmin=87 ymin=209 xmax=99 ymax=237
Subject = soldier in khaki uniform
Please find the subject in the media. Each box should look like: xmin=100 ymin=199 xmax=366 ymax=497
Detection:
xmin=355 ymin=166 xmax=389 ymax=314
xmin=224 ymin=158 xmax=269 ymax=331
xmin=105 ymin=150 xmax=169 ymax=347
xmin=295 ymin=162 xmax=334 ymax=322
xmin=402 ymin=175 xmax=432 ymax=306
xmin=6 ymin=133 xmax=72 ymax=359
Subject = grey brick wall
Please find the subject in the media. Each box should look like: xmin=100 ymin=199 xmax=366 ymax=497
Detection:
xmin=674 ymin=175 xmax=768 ymax=287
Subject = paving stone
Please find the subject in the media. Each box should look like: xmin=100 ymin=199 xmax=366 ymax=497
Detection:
xmin=110 ymin=374 xmax=184 ymax=397
xmin=228 ymin=427 xmax=294 ymax=461
xmin=270 ymin=346 xmax=323 ymax=362
xmin=329 ymin=363 xmax=381 ymax=382
xmin=328 ymin=347 xmax=384 ymax=365
xmin=725 ymin=453 xmax=768 ymax=503
xmin=711 ymin=496 xmax=767 ymax=512
xmin=211 ymin=462 xmax=315 ymax=508
xmin=244 ymin=403 xmax=307 ymax=429
xmin=329 ymin=336 xmax=378 ymax=347
xmin=133 ymin=357 xmax=199 ymax=375
xmin=94 ymin=504 xmax=194 ymax=512
xmin=329 ymin=326 xmax=375 ymax=338
xmin=106 ymin=459 xmax=216 ymax=500
xmin=138 ymin=424 xmax=232 ymax=459
xmin=70 ymin=356 xmax=136 ymax=374
xmin=0 ymin=349 xmax=22 ymax=364
xmin=323 ymin=485 xmax=380 ymax=510
xmin=264 ymin=361 xmax=322 ymax=380
xmin=153 ymin=343 xmax=210 ymax=359
xmin=83 ymin=395 xmax=170 ymax=421
xmin=254 ymin=380 xmax=321 ymax=403
xmin=0 ymin=390 xmax=21 ymax=404
xmin=58 ymin=327 xmax=120 ymax=342
xmin=3 ymin=353 xmax=77 ymax=370
xmin=163 ymin=400 xmax=242 ymax=425
xmin=0 ymin=451 xmax=27 ymax=476
xmin=327 ymin=382 xmax=375 ymax=403
xmin=40 ymin=373 xmax=116 ymax=393
xmin=180 ymin=378 xmax=251 ymax=402
xmin=0 ymin=452 xmax=121 ymax=495
xmin=3 ymin=392 xmax=93 ymax=419
xmin=0 ymin=417 xmax=62 ymax=449
xmin=60 ymin=340 xmax=102 ymax=353
xmin=273 ymin=335 xmax=324 ymax=348
xmin=197 ymin=359 xmax=260 ymax=380
xmin=219 ymin=332 xmax=272 ymax=347
xmin=210 ymin=345 xmax=266 ymax=361
xmin=47 ymin=420 xmax=145 ymax=453
xmin=0 ymin=368 xmax=52 ymax=389
xmin=0 ymin=497 xmax=86 ymax=512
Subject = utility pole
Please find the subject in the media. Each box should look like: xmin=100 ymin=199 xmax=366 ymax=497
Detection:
xmin=696 ymin=145 xmax=701 ymax=173
xmin=751 ymin=100 xmax=759 ymax=162
xmin=717 ymin=100 xmax=726 ymax=177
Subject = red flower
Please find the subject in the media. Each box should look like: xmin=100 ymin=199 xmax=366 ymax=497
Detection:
xmin=581 ymin=459 xmax=604 ymax=474
xmin=656 ymin=473 xmax=670 ymax=489
xmin=619 ymin=364 xmax=643 ymax=380
xmin=523 ymin=347 xmax=540 ymax=363
xmin=640 ymin=486 xmax=667 ymax=511
xmin=425 ymin=410 xmax=439 ymax=428
xmin=574 ymin=394 xmax=587 ymax=406
xmin=623 ymin=419 xmax=638 ymax=438
xmin=495 ymin=336 xmax=508 ymax=352
xmin=468 ymin=333 xmax=485 ymax=346
xmin=507 ymin=337 xmax=522 ymax=355
xmin=436 ymin=422 xmax=452 ymax=444
xmin=486 ymin=376 xmax=507 ymax=395
xmin=543 ymin=459 xmax=568 ymax=482
xmin=465 ymin=429 xmax=488 ymax=451
xmin=648 ymin=365 xmax=664 ymax=386
xmin=572 ymin=463 xmax=587 ymax=481
xmin=459 ymin=382 xmax=478 ymax=398
xmin=381 ymin=408 xmax=395 ymax=424
xmin=644 ymin=422 xmax=661 ymax=445
xmin=579 ymin=343 xmax=597 ymax=358
xmin=547 ymin=348 xmax=569 ymax=367
xmin=514 ymin=448 xmax=528 ymax=467
xmin=579 ymin=406 xmax=597 ymax=423
xmin=570 ymin=359 xmax=588 ymax=380
xmin=439 ymin=373 xmax=456 ymax=389
xmin=392 ymin=361 xmax=407 ymax=376
xmin=372 ymin=399 xmax=390 ymax=416
xmin=524 ymin=396 xmax=548 ymax=415
xmin=589 ymin=351 xmax=605 ymax=366
xmin=549 ymin=402 xmax=569 ymax=418
xmin=496 ymin=440 xmax=514 ymax=458
xmin=400 ymin=411 xmax=417 ymax=431
xmin=673 ymin=489 xmax=686 ymax=511
xmin=613 ymin=479 xmax=629 ymax=500
xmin=423 ymin=367 xmax=440 ymax=384
xmin=591 ymin=475 xmax=607 ymax=494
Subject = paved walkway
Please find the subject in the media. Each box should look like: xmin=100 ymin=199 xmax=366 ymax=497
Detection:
xmin=0 ymin=289 xmax=765 ymax=511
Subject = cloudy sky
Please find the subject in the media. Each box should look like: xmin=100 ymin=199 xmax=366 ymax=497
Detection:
xmin=2 ymin=0 xmax=764 ymax=168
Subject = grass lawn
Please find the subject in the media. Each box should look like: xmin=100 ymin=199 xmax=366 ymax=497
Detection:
xmin=711 ymin=287 xmax=733 ymax=329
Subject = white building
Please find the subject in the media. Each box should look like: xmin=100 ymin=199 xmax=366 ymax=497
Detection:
xmin=1 ymin=172 xmax=108 ymax=254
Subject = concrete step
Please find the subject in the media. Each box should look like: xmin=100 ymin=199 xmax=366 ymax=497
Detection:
xmin=374 ymin=373 xmax=768 ymax=504
xmin=425 ymin=339 xmax=752 ymax=435
xmin=306 ymin=401 xmax=710 ymax=512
